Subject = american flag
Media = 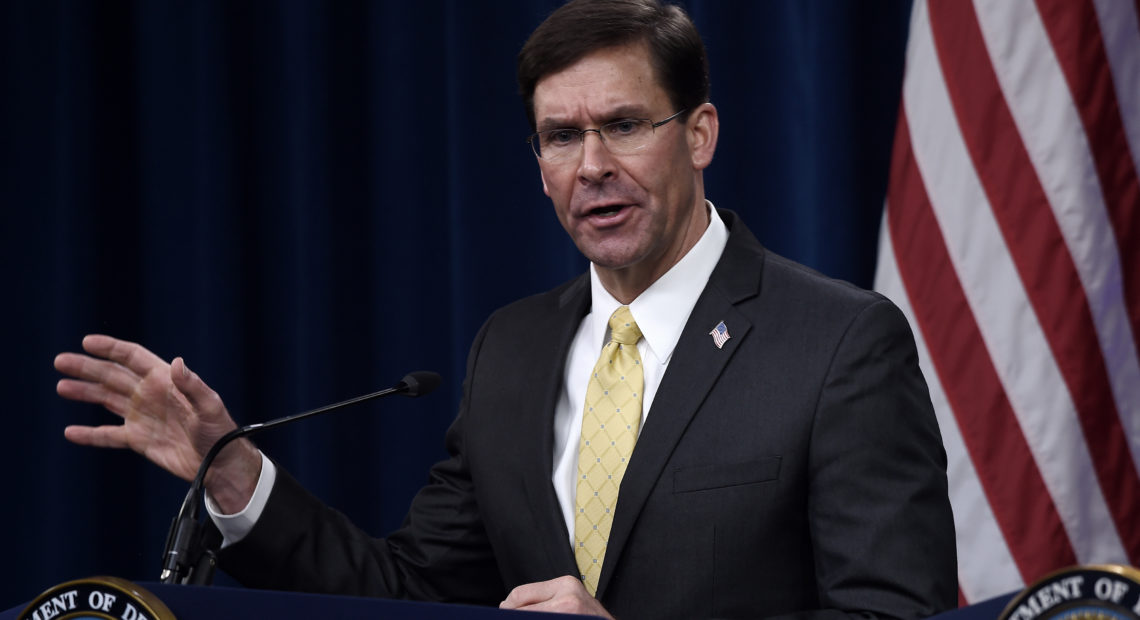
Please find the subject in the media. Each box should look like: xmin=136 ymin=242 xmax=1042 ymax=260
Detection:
xmin=873 ymin=0 xmax=1140 ymax=605
xmin=709 ymin=320 xmax=730 ymax=349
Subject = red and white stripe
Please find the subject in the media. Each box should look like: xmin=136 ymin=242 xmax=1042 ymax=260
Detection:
xmin=874 ymin=0 xmax=1140 ymax=604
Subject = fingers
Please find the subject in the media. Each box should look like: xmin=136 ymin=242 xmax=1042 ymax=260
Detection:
xmin=56 ymin=335 xmax=180 ymax=411
xmin=55 ymin=335 xmax=158 ymax=396
xmin=63 ymin=424 xmax=131 ymax=449
xmin=501 ymin=576 xmax=606 ymax=615
xmin=81 ymin=334 xmax=167 ymax=377
xmin=499 ymin=576 xmax=612 ymax=618
xmin=55 ymin=378 xmax=134 ymax=416
xmin=55 ymin=352 xmax=143 ymax=398
xmin=500 ymin=580 xmax=552 ymax=609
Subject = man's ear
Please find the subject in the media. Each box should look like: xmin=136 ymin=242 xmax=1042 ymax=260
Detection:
xmin=539 ymin=165 xmax=551 ymax=197
xmin=687 ymin=102 xmax=719 ymax=171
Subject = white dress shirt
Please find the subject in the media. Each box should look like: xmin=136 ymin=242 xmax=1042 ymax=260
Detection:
xmin=550 ymin=205 xmax=727 ymax=543
xmin=211 ymin=204 xmax=728 ymax=549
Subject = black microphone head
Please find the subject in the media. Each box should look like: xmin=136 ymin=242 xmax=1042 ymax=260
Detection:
xmin=399 ymin=371 xmax=441 ymax=397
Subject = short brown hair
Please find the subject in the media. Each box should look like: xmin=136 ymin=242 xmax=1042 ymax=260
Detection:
xmin=517 ymin=0 xmax=710 ymax=130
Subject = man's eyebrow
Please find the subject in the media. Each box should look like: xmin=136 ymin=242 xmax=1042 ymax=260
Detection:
xmin=535 ymin=105 xmax=653 ymax=132
xmin=604 ymin=104 xmax=651 ymax=119
xmin=536 ymin=117 xmax=575 ymax=132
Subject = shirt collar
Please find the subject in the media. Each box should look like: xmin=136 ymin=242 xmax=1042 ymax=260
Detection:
xmin=587 ymin=202 xmax=729 ymax=364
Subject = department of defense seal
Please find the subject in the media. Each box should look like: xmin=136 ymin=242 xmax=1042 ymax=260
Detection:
xmin=1000 ymin=565 xmax=1140 ymax=620
xmin=18 ymin=576 xmax=175 ymax=620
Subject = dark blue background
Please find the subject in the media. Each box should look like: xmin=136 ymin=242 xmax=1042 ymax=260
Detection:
xmin=0 ymin=0 xmax=911 ymax=606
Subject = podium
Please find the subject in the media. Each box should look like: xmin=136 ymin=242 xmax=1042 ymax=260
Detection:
xmin=3 ymin=580 xmax=1015 ymax=619
xmin=12 ymin=565 xmax=1138 ymax=618
xmin=1 ymin=583 xmax=589 ymax=620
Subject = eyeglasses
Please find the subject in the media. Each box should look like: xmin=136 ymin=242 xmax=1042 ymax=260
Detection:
xmin=526 ymin=109 xmax=687 ymax=163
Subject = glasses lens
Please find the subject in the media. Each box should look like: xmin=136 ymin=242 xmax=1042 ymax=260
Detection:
xmin=529 ymin=118 xmax=658 ymax=162
xmin=601 ymin=119 xmax=652 ymax=154
xmin=533 ymin=129 xmax=580 ymax=162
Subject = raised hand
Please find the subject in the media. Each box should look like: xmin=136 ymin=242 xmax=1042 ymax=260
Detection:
xmin=55 ymin=334 xmax=261 ymax=513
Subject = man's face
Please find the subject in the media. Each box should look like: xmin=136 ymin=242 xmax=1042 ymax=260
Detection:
xmin=531 ymin=42 xmax=715 ymax=293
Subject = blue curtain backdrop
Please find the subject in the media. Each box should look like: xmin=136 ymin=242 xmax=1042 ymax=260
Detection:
xmin=0 ymin=0 xmax=911 ymax=606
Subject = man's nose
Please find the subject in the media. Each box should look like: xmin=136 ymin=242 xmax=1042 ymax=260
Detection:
xmin=577 ymin=130 xmax=616 ymax=183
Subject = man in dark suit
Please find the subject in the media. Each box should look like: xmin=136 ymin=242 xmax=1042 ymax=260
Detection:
xmin=55 ymin=0 xmax=956 ymax=617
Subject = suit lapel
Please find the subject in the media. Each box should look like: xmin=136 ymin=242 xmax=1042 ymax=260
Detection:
xmin=596 ymin=211 xmax=766 ymax=597
xmin=519 ymin=274 xmax=591 ymax=577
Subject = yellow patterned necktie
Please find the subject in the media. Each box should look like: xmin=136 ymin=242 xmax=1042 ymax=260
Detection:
xmin=574 ymin=305 xmax=644 ymax=596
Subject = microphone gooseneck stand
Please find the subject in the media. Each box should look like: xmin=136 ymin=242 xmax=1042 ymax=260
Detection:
xmin=158 ymin=371 xmax=441 ymax=585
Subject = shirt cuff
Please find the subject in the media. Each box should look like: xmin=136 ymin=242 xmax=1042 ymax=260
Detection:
xmin=204 ymin=451 xmax=277 ymax=548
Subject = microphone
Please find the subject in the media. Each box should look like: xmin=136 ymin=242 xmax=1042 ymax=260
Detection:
xmin=159 ymin=371 xmax=441 ymax=585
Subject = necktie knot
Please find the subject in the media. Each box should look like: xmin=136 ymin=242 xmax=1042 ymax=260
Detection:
xmin=608 ymin=306 xmax=642 ymax=345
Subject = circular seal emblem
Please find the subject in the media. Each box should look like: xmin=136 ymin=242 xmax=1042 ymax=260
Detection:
xmin=999 ymin=565 xmax=1140 ymax=620
xmin=18 ymin=576 xmax=175 ymax=620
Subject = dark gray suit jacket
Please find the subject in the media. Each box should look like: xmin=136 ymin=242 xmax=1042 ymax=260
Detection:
xmin=220 ymin=210 xmax=957 ymax=619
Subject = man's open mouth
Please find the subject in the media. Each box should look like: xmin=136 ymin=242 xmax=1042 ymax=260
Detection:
xmin=588 ymin=204 xmax=627 ymax=217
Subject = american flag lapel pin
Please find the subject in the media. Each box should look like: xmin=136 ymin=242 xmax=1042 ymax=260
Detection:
xmin=709 ymin=320 xmax=730 ymax=349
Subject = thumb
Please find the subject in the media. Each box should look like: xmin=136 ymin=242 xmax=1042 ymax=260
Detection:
xmin=170 ymin=357 xmax=226 ymax=417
